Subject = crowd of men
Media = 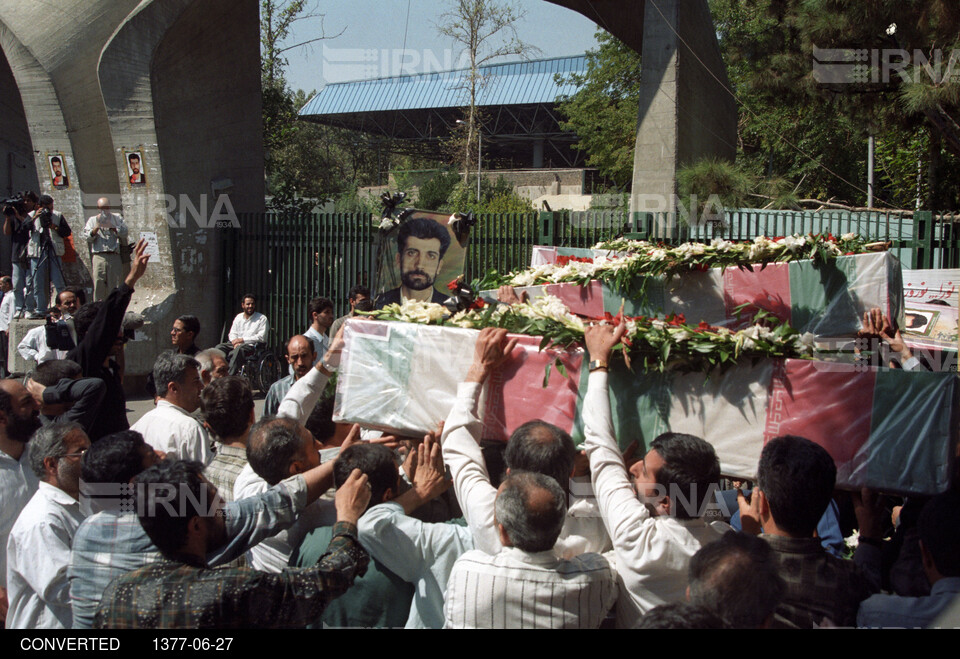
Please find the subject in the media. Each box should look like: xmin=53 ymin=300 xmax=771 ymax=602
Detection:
xmin=0 ymin=231 xmax=958 ymax=629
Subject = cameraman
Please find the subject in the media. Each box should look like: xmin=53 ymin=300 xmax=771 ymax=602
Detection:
xmin=26 ymin=194 xmax=69 ymax=318
xmin=2 ymin=198 xmax=33 ymax=315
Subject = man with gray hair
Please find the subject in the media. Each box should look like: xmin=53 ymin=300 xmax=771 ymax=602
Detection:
xmin=82 ymin=197 xmax=127 ymax=301
xmin=443 ymin=471 xmax=616 ymax=628
xmin=195 ymin=347 xmax=229 ymax=386
xmin=5 ymin=421 xmax=89 ymax=628
xmin=131 ymin=351 xmax=211 ymax=464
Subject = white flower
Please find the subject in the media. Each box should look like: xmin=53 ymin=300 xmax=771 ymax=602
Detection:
xmin=846 ymin=529 xmax=860 ymax=549
xmin=710 ymin=238 xmax=734 ymax=252
xmin=670 ymin=329 xmax=692 ymax=341
xmin=781 ymin=235 xmax=805 ymax=253
xmin=378 ymin=217 xmax=397 ymax=230
xmin=741 ymin=337 xmax=757 ymax=351
xmin=842 ymin=232 xmax=856 ymax=241
xmin=886 ymin=23 xmax=896 ymax=35
xmin=649 ymin=248 xmax=668 ymax=261
xmin=651 ymin=319 xmax=666 ymax=330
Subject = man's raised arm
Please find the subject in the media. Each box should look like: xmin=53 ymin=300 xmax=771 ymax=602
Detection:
xmin=581 ymin=323 xmax=653 ymax=541
xmin=440 ymin=327 xmax=517 ymax=555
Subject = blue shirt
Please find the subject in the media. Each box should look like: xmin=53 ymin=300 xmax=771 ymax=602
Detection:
xmin=858 ymin=577 xmax=960 ymax=628
xmin=68 ymin=475 xmax=306 ymax=628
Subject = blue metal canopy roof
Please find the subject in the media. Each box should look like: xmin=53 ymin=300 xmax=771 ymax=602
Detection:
xmin=299 ymin=55 xmax=586 ymax=117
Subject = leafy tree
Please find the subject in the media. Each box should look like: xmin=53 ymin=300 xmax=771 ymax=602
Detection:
xmin=436 ymin=1 xmax=540 ymax=180
xmin=711 ymin=0 xmax=960 ymax=209
xmin=555 ymin=30 xmax=642 ymax=188
xmin=416 ymin=170 xmax=462 ymax=210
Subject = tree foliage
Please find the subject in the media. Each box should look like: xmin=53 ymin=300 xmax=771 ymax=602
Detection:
xmin=555 ymin=30 xmax=642 ymax=189
xmin=260 ymin=1 xmax=380 ymax=211
xmin=558 ymin=3 xmax=960 ymax=210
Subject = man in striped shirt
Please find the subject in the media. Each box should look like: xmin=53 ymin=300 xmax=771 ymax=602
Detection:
xmin=443 ymin=471 xmax=616 ymax=628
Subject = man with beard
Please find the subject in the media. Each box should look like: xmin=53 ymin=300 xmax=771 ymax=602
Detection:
xmin=0 ymin=379 xmax=43 ymax=626
xmin=264 ymin=336 xmax=316 ymax=417
xmin=5 ymin=421 xmax=89 ymax=628
xmin=375 ymin=218 xmax=451 ymax=308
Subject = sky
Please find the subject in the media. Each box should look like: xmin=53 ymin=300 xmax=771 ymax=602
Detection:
xmin=281 ymin=1 xmax=600 ymax=94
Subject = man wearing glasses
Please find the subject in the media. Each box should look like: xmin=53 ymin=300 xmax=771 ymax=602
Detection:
xmin=5 ymin=421 xmax=89 ymax=628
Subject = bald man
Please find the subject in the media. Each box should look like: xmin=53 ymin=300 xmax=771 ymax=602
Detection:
xmin=262 ymin=335 xmax=316 ymax=417
xmin=83 ymin=198 xmax=128 ymax=301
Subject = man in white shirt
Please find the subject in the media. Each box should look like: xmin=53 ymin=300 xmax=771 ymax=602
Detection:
xmin=441 ymin=328 xmax=611 ymax=559
xmin=131 ymin=351 xmax=211 ymax=464
xmin=0 ymin=277 xmax=15 ymax=375
xmin=0 ymin=277 xmax=14 ymax=333
xmin=218 ymin=294 xmax=269 ymax=375
xmin=354 ymin=433 xmax=474 ymax=629
xmin=6 ymin=420 xmax=88 ymax=628
xmin=582 ymin=322 xmax=730 ymax=628
xmin=234 ymin=416 xmax=335 ymax=571
xmin=303 ymin=297 xmax=333 ymax=365
xmin=83 ymin=198 xmax=128 ymax=302
xmin=16 ymin=290 xmax=79 ymax=367
xmin=444 ymin=470 xmax=617 ymax=628
xmin=0 ymin=379 xmax=43 ymax=625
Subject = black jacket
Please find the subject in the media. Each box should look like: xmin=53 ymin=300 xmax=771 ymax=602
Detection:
xmin=66 ymin=282 xmax=133 ymax=440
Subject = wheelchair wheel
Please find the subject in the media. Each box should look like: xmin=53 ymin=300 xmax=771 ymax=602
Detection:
xmin=257 ymin=352 xmax=281 ymax=393
xmin=238 ymin=360 xmax=258 ymax=393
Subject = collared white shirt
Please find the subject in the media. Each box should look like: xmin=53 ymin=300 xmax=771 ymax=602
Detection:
xmin=82 ymin=212 xmax=127 ymax=254
xmin=583 ymin=371 xmax=731 ymax=628
xmin=303 ymin=326 xmax=329 ymax=364
xmin=18 ymin=325 xmax=67 ymax=364
xmin=6 ymin=482 xmax=85 ymax=629
xmin=228 ymin=311 xmax=268 ymax=344
xmin=441 ymin=381 xmax=612 ymax=559
xmin=0 ymin=292 xmax=14 ymax=333
xmin=444 ymin=546 xmax=617 ymax=628
xmin=130 ymin=399 xmax=213 ymax=464
xmin=0 ymin=444 xmax=39 ymax=590
xmin=233 ymin=464 xmax=335 ymax=572
xmin=359 ymin=501 xmax=474 ymax=629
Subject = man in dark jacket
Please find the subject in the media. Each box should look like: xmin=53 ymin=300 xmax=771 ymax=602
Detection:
xmin=66 ymin=239 xmax=149 ymax=440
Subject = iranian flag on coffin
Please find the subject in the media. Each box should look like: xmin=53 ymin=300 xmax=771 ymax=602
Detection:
xmin=570 ymin=358 xmax=956 ymax=496
xmin=334 ymin=319 xmax=955 ymax=495
xmin=333 ymin=318 xmax=583 ymax=441
xmin=504 ymin=246 xmax=904 ymax=337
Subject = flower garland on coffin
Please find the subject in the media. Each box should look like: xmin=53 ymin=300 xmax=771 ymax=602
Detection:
xmin=480 ymin=234 xmax=902 ymax=338
xmin=481 ymin=233 xmax=884 ymax=291
xmin=364 ymin=295 xmax=816 ymax=375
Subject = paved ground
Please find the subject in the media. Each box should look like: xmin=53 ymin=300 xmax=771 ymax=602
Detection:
xmin=125 ymin=393 xmax=267 ymax=426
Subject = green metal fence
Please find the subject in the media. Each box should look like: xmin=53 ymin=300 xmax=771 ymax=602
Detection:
xmin=222 ymin=208 xmax=960 ymax=351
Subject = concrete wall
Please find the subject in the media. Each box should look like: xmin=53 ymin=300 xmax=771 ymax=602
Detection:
xmin=153 ymin=0 xmax=265 ymax=346
xmin=544 ymin=1 xmax=737 ymax=223
xmin=0 ymin=0 xmax=263 ymax=381
xmin=0 ymin=49 xmax=38 ymax=275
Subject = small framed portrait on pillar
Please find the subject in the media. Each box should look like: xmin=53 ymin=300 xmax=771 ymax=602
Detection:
xmin=125 ymin=149 xmax=146 ymax=187
xmin=48 ymin=153 xmax=70 ymax=189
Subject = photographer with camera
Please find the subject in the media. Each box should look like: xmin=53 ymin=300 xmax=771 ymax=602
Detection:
xmin=26 ymin=194 xmax=69 ymax=318
xmin=2 ymin=195 xmax=34 ymax=315
xmin=83 ymin=197 xmax=128 ymax=302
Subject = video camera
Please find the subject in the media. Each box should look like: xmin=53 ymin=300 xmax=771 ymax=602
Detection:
xmin=1 ymin=193 xmax=24 ymax=207
xmin=44 ymin=314 xmax=76 ymax=351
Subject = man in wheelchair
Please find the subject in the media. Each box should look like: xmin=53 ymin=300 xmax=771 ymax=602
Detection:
xmin=217 ymin=294 xmax=269 ymax=376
